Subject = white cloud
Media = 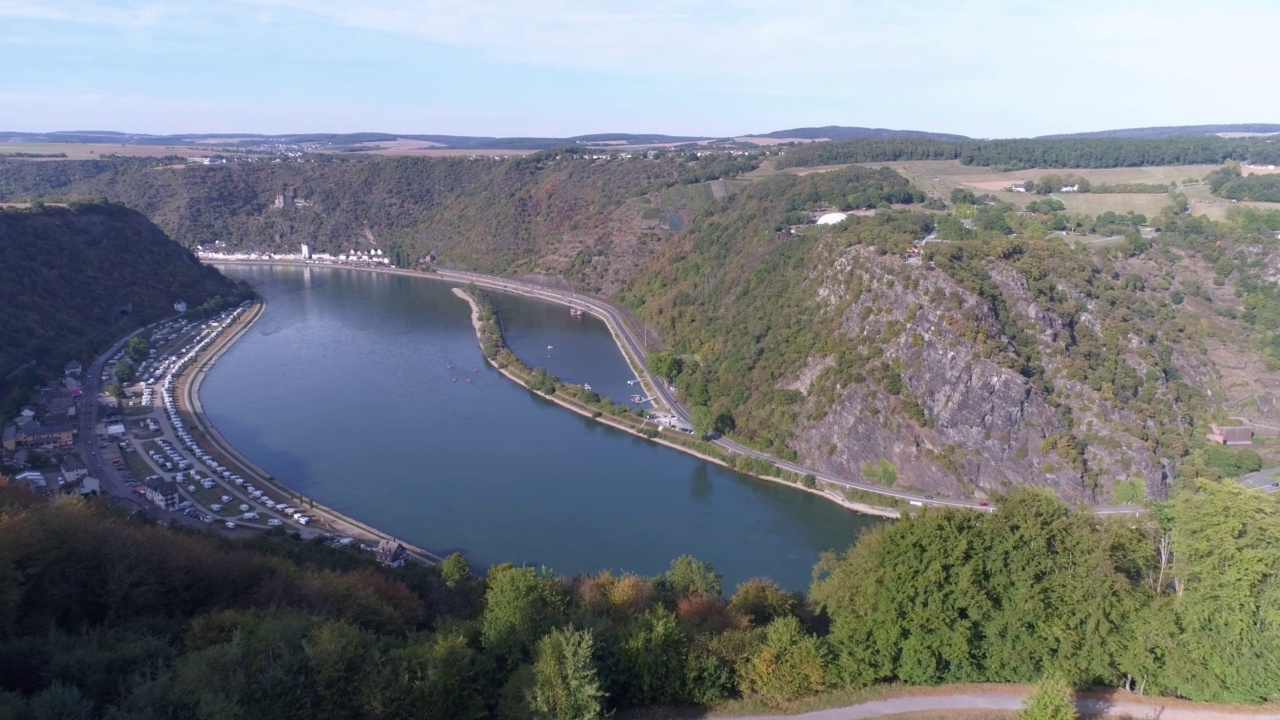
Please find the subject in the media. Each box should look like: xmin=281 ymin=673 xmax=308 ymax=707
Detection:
xmin=0 ymin=0 xmax=171 ymax=28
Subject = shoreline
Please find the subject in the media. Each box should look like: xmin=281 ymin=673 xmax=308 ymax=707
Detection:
xmin=206 ymin=259 xmax=901 ymax=519
xmin=178 ymin=294 xmax=446 ymax=565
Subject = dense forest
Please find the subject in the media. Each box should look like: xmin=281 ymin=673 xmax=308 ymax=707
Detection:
xmin=1 ymin=477 xmax=1276 ymax=718
xmin=775 ymin=136 xmax=1280 ymax=170
xmin=0 ymin=204 xmax=248 ymax=413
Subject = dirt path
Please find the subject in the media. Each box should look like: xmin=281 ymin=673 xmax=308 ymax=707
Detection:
xmin=724 ymin=690 xmax=1280 ymax=720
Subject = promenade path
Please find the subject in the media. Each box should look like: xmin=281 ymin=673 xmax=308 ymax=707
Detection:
xmin=722 ymin=688 xmax=1280 ymax=720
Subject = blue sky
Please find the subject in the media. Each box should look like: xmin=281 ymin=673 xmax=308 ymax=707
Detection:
xmin=1 ymin=0 xmax=1276 ymax=138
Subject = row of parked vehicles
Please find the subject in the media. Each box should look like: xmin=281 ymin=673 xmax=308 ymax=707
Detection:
xmin=153 ymin=304 xmax=315 ymax=529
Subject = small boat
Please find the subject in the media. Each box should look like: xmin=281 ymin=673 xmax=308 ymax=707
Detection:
xmin=547 ymin=345 xmax=554 ymax=350
xmin=569 ymin=308 xmax=583 ymax=317
xmin=452 ymin=378 xmax=457 ymax=383
xmin=466 ymin=379 xmax=472 ymax=383
xmin=473 ymin=368 xmax=478 ymax=372
xmin=447 ymin=364 xmax=452 ymax=369
xmin=583 ymin=384 xmax=592 ymax=391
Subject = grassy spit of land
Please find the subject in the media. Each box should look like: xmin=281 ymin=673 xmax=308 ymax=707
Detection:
xmin=452 ymin=285 xmax=900 ymax=518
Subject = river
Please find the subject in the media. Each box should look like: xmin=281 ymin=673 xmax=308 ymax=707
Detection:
xmin=201 ymin=264 xmax=879 ymax=589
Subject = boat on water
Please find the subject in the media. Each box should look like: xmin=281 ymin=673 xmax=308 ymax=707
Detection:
xmin=547 ymin=345 xmax=554 ymax=350
xmin=569 ymin=308 xmax=583 ymax=317
xmin=583 ymin=383 xmax=592 ymax=391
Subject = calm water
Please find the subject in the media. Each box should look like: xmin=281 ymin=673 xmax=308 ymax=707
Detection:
xmin=202 ymin=264 xmax=877 ymax=589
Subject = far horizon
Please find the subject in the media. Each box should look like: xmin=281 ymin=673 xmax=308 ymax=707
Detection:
xmin=5 ymin=122 xmax=1280 ymax=145
xmin=2 ymin=1 xmax=1277 ymax=138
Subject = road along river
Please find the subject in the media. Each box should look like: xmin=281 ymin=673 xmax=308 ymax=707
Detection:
xmin=200 ymin=263 xmax=878 ymax=589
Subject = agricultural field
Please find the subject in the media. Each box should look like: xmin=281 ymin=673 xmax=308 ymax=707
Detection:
xmin=845 ymin=159 xmax=1280 ymax=219
xmin=0 ymin=141 xmax=245 ymax=160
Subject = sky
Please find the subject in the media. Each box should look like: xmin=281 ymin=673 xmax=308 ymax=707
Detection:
xmin=1 ymin=0 xmax=1277 ymax=139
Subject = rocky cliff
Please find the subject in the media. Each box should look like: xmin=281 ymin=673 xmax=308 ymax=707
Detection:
xmin=790 ymin=244 xmax=1180 ymax=501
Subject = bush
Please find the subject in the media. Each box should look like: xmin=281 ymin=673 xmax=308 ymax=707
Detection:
xmin=1017 ymin=676 xmax=1077 ymax=720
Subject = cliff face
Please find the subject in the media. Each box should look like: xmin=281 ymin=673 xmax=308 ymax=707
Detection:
xmin=786 ymin=244 xmax=1190 ymax=502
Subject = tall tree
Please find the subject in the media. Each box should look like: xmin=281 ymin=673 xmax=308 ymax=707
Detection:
xmin=528 ymin=627 xmax=606 ymax=720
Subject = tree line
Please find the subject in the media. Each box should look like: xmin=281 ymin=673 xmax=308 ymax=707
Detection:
xmin=776 ymin=137 xmax=1280 ymax=170
xmin=1207 ymin=163 xmax=1280 ymax=202
xmin=1 ymin=476 xmax=1278 ymax=718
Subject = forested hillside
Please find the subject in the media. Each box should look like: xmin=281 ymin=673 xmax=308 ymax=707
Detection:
xmin=2 ymin=478 xmax=1277 ymax=717
xmin=0 ymin=204 xmax=246 ymax=406
xmin=617 ymin=166 xmax=1280 ymax=502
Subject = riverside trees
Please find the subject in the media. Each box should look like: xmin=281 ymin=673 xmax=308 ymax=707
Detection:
xmin=2 ymin=479 xmax=1280 ymax=717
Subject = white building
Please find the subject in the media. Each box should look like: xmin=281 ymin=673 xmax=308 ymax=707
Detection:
xmin=815 ymin=212 xmax=848 ymax=225
xmin=174 ymin=300 xmax=188 ymax=313
xmin=301 ymin=243 xmax=311 ymax=259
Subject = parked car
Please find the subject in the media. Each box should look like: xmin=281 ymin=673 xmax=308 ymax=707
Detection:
xmin=224 ymin=521 xmax=237 ymax=529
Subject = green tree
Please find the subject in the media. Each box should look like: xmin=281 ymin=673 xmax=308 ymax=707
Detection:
xmin=665 ymin=555 xmax=722 ymax=599
xmin=739 ymin=616 xmax=829 ymax=705
xmin=440 ymin=552 xmax=471 ymax=587
xmin=482 ymin=565 xmax=566 ymax=664
xmin=306 ymin=620 xmax=374 ymax=720
xmin=1150 ymin=481 xmax=1280 ymax=702
xmin=25 ymin=682 xmax=94 ymax=720
xmin=616 ymin=608 xmax=689 ymax=706
xmin=528 ymin=627 xmax=606 ymax=720
xmin=727 ymin=578 xmax=796 ymax=627
xmin=113 ymin=360 xmax=134 ymax=384
xmin=124 ymin=336 xmax=150 ymax=362
xmin=646 ymin=352 xmax=682 ymax=383
xmin=1017 ymin=675 xmax=1077 ymax=720
xmin=689 ymin=404 xmax=713 ymax=436
xmin=368 ymin=632 xmax=483 ymax=720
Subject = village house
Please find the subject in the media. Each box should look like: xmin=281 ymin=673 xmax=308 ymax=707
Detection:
xmin=14 ymin=422 xmax=76 ymax=450
xmin=144 ymin=477 xmax=180 ymax=511
xmin=76 ymin=477 xmax=101 ymax=496
xmin=61 ymin=455 xmax=88 ymax=485
xmin=375 ymin=538 xmax=408 ymax=567
xmin=1207 ymin=424 xmax=1253 ymax=446
xmin=65 ymin=360 xmax=82 ymax=377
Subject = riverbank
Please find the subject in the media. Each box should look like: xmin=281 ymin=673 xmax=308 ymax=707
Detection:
xmin=453 ymin=286 xmax=901 ymax=519
xmin=177 ymin=295 xmax=445 ymax=565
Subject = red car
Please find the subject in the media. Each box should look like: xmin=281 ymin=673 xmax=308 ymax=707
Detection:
xmin=979 ymin=502 xmax=990 ymax=507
